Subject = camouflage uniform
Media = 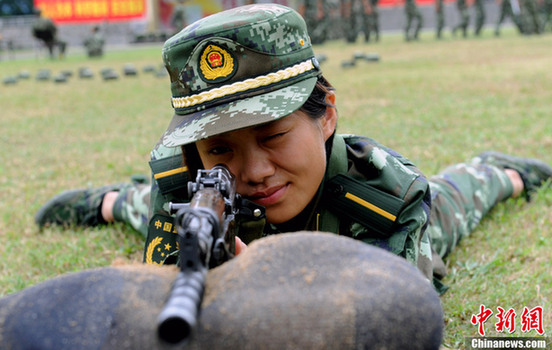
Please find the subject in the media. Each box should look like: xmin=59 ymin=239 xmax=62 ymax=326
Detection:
xmin=495 ymin=0 xmax=524 ymax=35
xmin=426 ymin=158 xmax=513 ymax=286
xmin=366 ymin=0 xmax=381 ymax=42
xmin=170 ymin=0 xmax=187 ymax=35
xmin=112 ymin=182 xmax=151 ymax=237
xmin=435 ymin=0 xmax=445 ymax=39
xmin=298 ymin=0 xmax=330 ymax=44
xmin=340 ymin=0 xmax=379 ymax=42
xmin=404 ymin=0 xmax=423 ymax=41
xmin=520 ymin=0 xmax=542 ymax=34
xmin=453 ymin=0 xmax=469 ymax=37
xmin=542 ymin=0 xmax=552 ymax=31
xmin=473 ymin=0 xmax=486 ymax=35
xmin=83 ymin=27 xmax=105 ymax=58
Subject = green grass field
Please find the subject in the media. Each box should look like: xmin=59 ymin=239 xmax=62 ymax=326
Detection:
xmin=1 ymin=27 xmax=550 ymax=349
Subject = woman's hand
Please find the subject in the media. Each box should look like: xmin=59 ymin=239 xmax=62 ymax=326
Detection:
xmin=234 ymin=236 xmax=247 ymax=256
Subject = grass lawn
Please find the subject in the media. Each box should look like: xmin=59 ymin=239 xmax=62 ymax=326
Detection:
xmin=1 ymin=27 xmax=550 ymax=349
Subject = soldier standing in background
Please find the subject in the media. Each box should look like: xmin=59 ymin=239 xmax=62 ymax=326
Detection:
xmin=365 ymin=0 xmax=381 ymax=42
xmin=541 ymin=0 xmax=552 ymax=31
xmin=298 ymin=0 xmax=329 ymax=44
xmin=452 ymin=0 xmax=469 ymax=37
xmin=170 ymin=0 xmax=188 ymax=35
xmin=31 ymin=8 xmax=67 ymax=59
xmin=403 ymin=0 xmax=424 ymax=41
xmin=340 ymin=0 xmax=379 ymax=43
xmin=435 ymin=0 xmax=445 ymax=38
xmin=495 ymin=0 xmax=524 ymax=35
xmin=340 ymin=0 xmax=358 ymax=42
xmin=83 ymin=26 xmax=105 ymax=58
xmin=473 ymin=0 xmax=486 ymax=35
xmin=520 ymin=0 xmax=542 ymax=33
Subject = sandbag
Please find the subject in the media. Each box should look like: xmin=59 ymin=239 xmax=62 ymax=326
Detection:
xmin=0 ymin=232 xmax=443 ymax=349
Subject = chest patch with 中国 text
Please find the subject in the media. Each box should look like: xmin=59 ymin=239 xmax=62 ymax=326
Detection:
xmin=144 ymin=214 xmax=178 ymax=265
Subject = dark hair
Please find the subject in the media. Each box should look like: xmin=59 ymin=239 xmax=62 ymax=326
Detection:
xmin=300 ymin=75 xmax=335 ymax=119
xmin=182 ymin=75 xmax=336 ymax=178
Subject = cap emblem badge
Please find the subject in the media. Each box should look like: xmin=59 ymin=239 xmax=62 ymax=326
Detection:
xmin=199 ymin=44 xmax=237 ymax=83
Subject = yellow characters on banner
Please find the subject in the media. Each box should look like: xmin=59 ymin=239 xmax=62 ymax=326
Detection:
xmin=34 ymin=0 xmax=146 ymax=22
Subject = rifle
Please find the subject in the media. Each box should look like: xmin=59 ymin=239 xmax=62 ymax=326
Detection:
xmin=157 ymin=165 xmax=265 ymax=344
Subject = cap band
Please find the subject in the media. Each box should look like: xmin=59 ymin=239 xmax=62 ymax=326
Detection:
xmin=171 ymin=59 xmax=316 ymax=110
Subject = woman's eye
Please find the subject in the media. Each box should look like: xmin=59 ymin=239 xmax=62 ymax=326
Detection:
xmin=209 ymin=146 xmax=231 ymax=155
xmin=264 ymin=132 xmax=286 ymax=142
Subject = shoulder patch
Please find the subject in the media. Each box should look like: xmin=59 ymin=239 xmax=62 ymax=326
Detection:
xmin=149 ymin=154 xmax=189 ymax=196
xmin=322 ymin=174 xmax=406 ymax=236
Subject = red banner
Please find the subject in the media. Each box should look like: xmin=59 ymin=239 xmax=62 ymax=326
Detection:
xmin=378 ymin=0 xmax=453 ymax=7
xmin=34 ymin=0 xmax=146 ymax=23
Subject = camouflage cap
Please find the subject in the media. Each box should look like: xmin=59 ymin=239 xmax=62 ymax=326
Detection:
xmin=161 ymin=4 xmax=321 ymax=147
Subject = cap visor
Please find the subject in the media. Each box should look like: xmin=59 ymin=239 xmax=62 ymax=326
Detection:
xmin=162 ymin=77 xmax=318 ymax=147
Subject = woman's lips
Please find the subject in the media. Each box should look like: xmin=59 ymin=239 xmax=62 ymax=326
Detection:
xmin=248 ymin=184 xmax=288 ymax=207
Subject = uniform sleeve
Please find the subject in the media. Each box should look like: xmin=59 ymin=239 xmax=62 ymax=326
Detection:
xmin=344 ymin=137 xmax=433 ymax=280
xmin=143 ymin=142 xmax=186 ymax=265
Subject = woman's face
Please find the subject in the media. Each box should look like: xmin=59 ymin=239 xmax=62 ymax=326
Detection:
xmin=195 ymin=97 xmax=337 ymax=224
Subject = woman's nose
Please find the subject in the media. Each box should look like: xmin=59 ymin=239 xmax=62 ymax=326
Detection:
xmin=238 ymin=147 xmax=275 ymax=185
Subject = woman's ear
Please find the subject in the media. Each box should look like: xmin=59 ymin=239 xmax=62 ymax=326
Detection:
xmin=321 ymin=91 xmax=337 ymax=141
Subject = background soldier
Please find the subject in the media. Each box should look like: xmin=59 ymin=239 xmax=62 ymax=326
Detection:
xmin=403 ymin=0 xmax=424 ymax=41
xmin=340 ymin=0 xmax=357 ymax=42
xmin=520 ymin=0 xmax=542 ymax=33
xmin=541 ymin=0 xmax=552 ymax=31
xmin=452 ymin=0 xmax=469 ymax=37
xmin=340 ymin=0 xmax=378 ymax=43
xmin=473 ymin=0 xmax=486 ymax=35
xmin=83 ymin=26 xmax=105 ymax=58
xmin=31 ymin=8 xmax=67 ymax=59
xmin=170 ymin=0 xmax=188 ymax=35
xmin=298 ymin=0 xmax=329 ymax=44
xmin=365 ymin=0 xmax=381 ymax=42
xmin=435 ymin=0 xmax=445 ymax=38
xmin=495 ymin=0 xmax=524 ymax=35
